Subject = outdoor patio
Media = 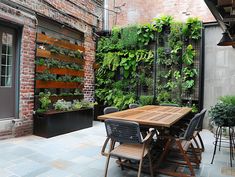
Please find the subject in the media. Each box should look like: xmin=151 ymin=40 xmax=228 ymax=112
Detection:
xmin=0 ymin=121 xmax=233 ymax=177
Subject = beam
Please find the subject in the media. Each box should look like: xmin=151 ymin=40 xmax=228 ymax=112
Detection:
xmin=204 ymin=0 xmax=227 ymax=31
xmin=218 ymin=0 xmax=232 ymax=7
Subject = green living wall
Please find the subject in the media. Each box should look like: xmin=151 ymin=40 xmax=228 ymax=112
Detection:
xmin=95 ymin=16 xmax=202 ymax=111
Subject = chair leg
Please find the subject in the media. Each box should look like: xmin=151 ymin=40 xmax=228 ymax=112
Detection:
xmin=197 ymin=133 xmax=205 ymax=152
xmin=192 ymin=136 xmax=201 ymax=153
xmin=190 ymin=144 xmax=200 ymax=167
xmin=118 ymin=157 xmax=124 ymax=170
xmin=211 ymin=126 xmax=221 ymax=164
xmin=219 ymin=126 xmax=222 ymax=151
xmin=137 ymin=159 xmax=143 ymax=177
xmin=156 ymin=139 xmax=172 ymax=168
xmin=176 ymin=140 xmax=195 ymax=176
xmin=229 ymin=127 xmax=233 ymax=167
xmin=104 ymin=155 xmax=111 ymax=177
xmin=148 ymin=152 xmax=154 ymax=177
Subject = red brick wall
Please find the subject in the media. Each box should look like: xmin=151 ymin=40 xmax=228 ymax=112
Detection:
xmin=0 ymin=0 xmax=102 ymax=137
xmin=109 ymin=0 xmax=215 ymax=27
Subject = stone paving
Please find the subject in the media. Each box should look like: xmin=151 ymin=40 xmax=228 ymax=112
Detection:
xmin=0 ymin=121 xmax=234 ymax=177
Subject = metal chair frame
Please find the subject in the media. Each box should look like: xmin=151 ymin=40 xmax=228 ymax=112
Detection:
xmin=129 ymin=103 xmax=140 ymax=109
xmin=103 ymin=107 xmax=119 ymax=115
xmin=101 ymin=119 xmax=154 ymax=177
xmin=157 ymin=114 xmax=201 ymax=177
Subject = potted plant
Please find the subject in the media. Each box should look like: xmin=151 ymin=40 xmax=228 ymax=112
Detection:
xmin=34 ymin=95 xmax=96 ymax=138
xmin=209 ymin=96 xmax=235 ymax=127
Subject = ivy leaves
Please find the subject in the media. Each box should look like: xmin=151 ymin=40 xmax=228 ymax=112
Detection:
xmin=182 ymin=45 xmax=196 ymax=65
xmin=137 ymin=24 xmax=155 ymax=46
xmin=182 ymin=17 xmax=202 ymax=40
xmin=96 ymin=15 xmax=201 ymax=109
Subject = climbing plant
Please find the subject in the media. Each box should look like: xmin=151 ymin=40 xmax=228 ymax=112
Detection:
xmin=95 ymin=16 xmax=202 ymax=110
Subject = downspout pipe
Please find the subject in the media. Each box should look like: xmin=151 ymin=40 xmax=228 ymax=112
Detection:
xmin=103 ymin=0 xmax=109 ymax=31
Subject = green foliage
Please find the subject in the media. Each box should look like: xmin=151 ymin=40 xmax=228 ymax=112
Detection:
xmin=139 ymin=95 xmax=154 ymax=106
xmin=54 ymin=99 xmax=72 ymax=111
xmin=35 ymin=58 xmax=82 ymax=70
xmin=182 ymin=17 xmax=202 ymax=40
xmin=219 ymin=95 xmax=235 ymax=105
xmin=48 ymin=45 xmax=83 ymax=59
xmin=191 ymin=104 xmax=199 ymax=113
xmin=96 ymin=16 xmax=201 ymax=110
xmin=103 ymin=52 xmax=120 ymax=71
xmin=152 ymin=15 xmax=173 ymax=33
xmin=169 ymin=22 xmax=183 ymax=48
xmin=36 ymin=73 xmax=57 ymax=81
xmin=37 ymin=92 xmax=51 ymax=112
xmin=137 ymin=24 xmax=155 ymax=46
xmin=182 ymin=45 xmax=196 ymax=65
xmin=120 ymin=25 xmax=138 ymax=49
xmin=72 ymin=100 xmax=97 ymax=110
xmin=57 ymin=75 xmax=83 ymax=82
xmin=209 ymin=102 xmax=235 ymax=126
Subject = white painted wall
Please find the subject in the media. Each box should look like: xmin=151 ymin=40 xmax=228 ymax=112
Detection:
xmin=203 ymin=25 xmax=235 ymax=128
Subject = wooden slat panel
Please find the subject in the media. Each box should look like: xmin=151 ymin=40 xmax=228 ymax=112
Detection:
xmin=36 ymin=80 xmax=83 ymax=89
xmin=37 ymin=33 xmax=85 ymax=52
xmin=36 ymin=65 xmax=84 ymax=77
xmin=36 ymin=48 xmax=84 ymax=65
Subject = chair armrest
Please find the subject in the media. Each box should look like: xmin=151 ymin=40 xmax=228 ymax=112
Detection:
xmin=142 ymin=130 xmax=155 ymax=143
xmin=101 ymin=137 xmax=110 ymax=157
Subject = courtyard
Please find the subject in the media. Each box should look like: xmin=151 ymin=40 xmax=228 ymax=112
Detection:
xmin=0 ymin=121 xmax=234 ymax=177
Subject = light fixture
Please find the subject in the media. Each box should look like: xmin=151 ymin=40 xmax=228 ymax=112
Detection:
xmin=217 ymin=31 xmax=235 ymax=46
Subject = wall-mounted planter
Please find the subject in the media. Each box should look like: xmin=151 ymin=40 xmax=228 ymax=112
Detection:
xmin=36 ymin=80 xmax=83 ymax=89
xmin=36 ymin=48 xmax=84 ymax=65
xmin=36 ymin=65 xmax=84 ymax=77
xmin=33 ymin=108 xmax=93 ymax=138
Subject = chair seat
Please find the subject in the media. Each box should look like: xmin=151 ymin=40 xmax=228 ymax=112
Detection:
xmin=110 ymin=144 xmax=148 ymax=160
xmin=172 ymin=139 xmax=192 ymax=151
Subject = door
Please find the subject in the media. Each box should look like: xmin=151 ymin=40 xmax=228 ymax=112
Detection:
xmin=0 ymin=26 xmax=16 ymax=119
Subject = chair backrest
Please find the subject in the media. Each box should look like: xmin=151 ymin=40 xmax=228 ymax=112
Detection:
xmin=160 ymin=103 xmax=180 ymax=107
xmin=196 ymin=109 xmax=207 ymax=131
xmin=183 ymin=113 xmax=201 ymax=141
xmin=103 ymin=107 xmax=119 ymax=115
xmin=129 ymin=103 xmax=139 ymax=109
xmin=105 ymin=119 xmax=142 ymax=144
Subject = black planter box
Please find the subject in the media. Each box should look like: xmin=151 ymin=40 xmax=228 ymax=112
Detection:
xmin=33 ymin=108 xmax=93 ymax=138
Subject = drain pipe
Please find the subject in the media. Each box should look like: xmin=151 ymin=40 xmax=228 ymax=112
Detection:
xmin=103 ymin=0 xmax=109 ymax=31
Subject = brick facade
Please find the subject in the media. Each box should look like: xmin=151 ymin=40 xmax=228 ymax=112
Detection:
xmin=0 ymin=0 xmax=102 ymax=137
xmin=108 ymin=0 xmax=215 ymax=28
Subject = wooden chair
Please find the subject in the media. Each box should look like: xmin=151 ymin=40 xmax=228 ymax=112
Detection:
xmin=194 ymin=109 xmax=207 ymax=152
xmin=157 ymin=113 xmax=201 ymax=177
xmin=129 ymin=103 xmax=140 ymax=109
xmin=103 ymin=107 xmax=119 ymax=115
xmin=102 ymin=119 xmax=154 ymax=177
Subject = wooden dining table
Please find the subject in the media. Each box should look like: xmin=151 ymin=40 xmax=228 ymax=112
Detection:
xmin=98 ymin=105 xmax=192 ymax=128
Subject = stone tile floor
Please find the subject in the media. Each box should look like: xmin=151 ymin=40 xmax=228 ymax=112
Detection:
xmin=0 ymin=121 xmax=234 ymax=177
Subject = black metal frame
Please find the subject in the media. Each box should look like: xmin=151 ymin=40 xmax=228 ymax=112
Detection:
xmin=211 ymin=126 xmax=235 ymax=167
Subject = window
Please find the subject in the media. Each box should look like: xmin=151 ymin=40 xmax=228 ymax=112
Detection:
xmin=1 ymin=32 xmax=13 ymax=87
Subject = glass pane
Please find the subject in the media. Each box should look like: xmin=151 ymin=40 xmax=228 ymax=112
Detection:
xmin=7 ymin=56 xmax=12 ymax=65
xmin=5 ymin=76 xmax=12 ymax=87
xmin=1 ymin=77 xmax=5 ymax=86
xmin=1 ymin=65 xmax=6 ymax=75
xmin=7 ymin=46 xmax=13 ymax=55
xmin=6 ymin=66 xmax=12 ymax=76
xmin=1 ymin=55 xmax=6 ymax=65
xmin=2 ymin=45 xmax=6 ymax=54
xmin=1 ymin=32 xmax=13 ymax=87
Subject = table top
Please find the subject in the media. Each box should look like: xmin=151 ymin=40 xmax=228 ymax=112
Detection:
xmin=98 ymin=105 xmax=192 ymax=128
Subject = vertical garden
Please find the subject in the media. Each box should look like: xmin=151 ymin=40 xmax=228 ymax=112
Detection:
xmin=95 ymin=16 xmax=203 ymax=111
